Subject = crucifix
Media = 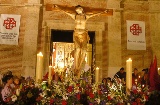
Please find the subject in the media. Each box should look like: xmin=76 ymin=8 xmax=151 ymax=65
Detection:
xmin=46 ymin=4 xmax=113 ymax=79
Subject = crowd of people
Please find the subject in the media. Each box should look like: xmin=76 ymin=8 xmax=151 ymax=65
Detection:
xmin=0 ymin=71 xmax=26 ymax=104
xmin=102 ymin=67 xmax=149 ymax=89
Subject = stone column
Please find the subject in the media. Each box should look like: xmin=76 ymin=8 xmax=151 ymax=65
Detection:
xmin=22 ymin=6 xmax=40 ymax=78
xmin=43 ymin=26 xmax=51 ymax=74
xmin=102 ymin=27 xmax=108 ymax=79
xmin=107 ymin=0 xmax=122 ymax=78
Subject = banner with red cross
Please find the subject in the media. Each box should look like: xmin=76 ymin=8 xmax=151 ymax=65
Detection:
xmin=127 ymin=20 xmax=146 ymax=50
xmin=0 ymin=14 xmax=21 ymax=45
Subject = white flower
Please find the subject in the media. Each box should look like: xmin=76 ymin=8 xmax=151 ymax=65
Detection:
xmin=16 ymin=89 xmax=20 ymax=96
xmin=39 ymin=93 xmax=44 ymax=97
xmin=95 ymin=98 xmax=100 ymax=104
xmin=74 ymin=86 xmax=80 ymax=93
xmin=132 ymin=85 xmax=137 ymax=90
xmin=111 ymin=84 xmax=117 ymax=91
xmin=137 ymin=87 xmax=141 ymax=92
xmin=83 ymin=64 xmax=91 ymax=72
xmin=11 ymin=95 xmax=17 ymax=102
xmin=143 ymin=95 xmax=146 ymax=102
xmin=92 ymin=84 xmax=98 ymax=93
xmin=62 ymin=95 xmax=68 ymax=100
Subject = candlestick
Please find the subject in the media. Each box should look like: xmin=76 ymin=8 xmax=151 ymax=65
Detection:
xmin=95 ymin=67 xmax=99 ymax=83
xmin=36 ymin=52 xmax=43 ymax=83
xmin=126 ymin=58 xmax=132 ymax=92
xmin=48 ymin=66 xmax=52 ymax=85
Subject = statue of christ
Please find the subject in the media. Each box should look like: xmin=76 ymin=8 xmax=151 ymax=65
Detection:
xmin=46 ymin=4 xmax=113 ymax=78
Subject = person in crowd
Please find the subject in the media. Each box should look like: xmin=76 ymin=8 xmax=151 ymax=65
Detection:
xmin=114 ymin=67 xmax=126 ymax=82
xmin=141 ymin=68 xmax=149 ymax=87
xmin=106 ymin=77 xmax=113 ymax=87
xmin=19 ymin=76 xmax=26 ymax=85
xmin=102 ymin=78 xmax=107 ymax=86
xmin=53 ymin=72 xmax=61 ymax=83
xmin=132 ymin=68 xmax=139 ymax=79
xmin=1 ymin=74 xmax=16 ymax=104
xmin=13 ymin=76 xmax=20 ymax=89
xmin=132 ymin=68 xmax=140 ymax=85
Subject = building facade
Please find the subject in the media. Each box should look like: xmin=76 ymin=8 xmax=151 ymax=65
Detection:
xmin=0 ymin=0 xmax=160 ymax=81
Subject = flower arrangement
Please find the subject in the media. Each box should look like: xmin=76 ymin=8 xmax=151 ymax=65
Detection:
xmin=15 ymin=81 xmax=41 ymax=105
xmin=2 ymin=69 xmax=159 ymax=105
xmin=3 ymin=77 xmax=158 ymax=105
xmin=127 ymin=83 xmax=149 ymax=105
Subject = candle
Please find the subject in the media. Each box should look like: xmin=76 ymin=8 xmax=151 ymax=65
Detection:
xmin=36 ymin=52 xmax=43 ymax=83
xmin=95 ymin=67 xmax=99 ymax=83
xmin=142 ymin=84 xmax=145 ymax=88
xmin=126 ymin=58 xmax=132 ymax=92
xmin=48 ymin=66 xmax=52 ymax=85
xmin=135 ymin=79 xmax=137 ymax=85
xmin=158 ymin=68 xmax=160 ymax=75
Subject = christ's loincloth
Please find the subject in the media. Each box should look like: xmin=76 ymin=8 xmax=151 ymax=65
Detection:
xmin=73 ymin=29 xmax=90 ymax=50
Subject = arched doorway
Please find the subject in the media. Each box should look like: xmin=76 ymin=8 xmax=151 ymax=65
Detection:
xmin=50 ymin=29 xmax=95 ymax=75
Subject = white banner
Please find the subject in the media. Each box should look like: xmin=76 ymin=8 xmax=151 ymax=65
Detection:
xmin=127 ymin=20 xmax=146 ymax=50
xmin=0 ymin=14 xmax=21 ymax=45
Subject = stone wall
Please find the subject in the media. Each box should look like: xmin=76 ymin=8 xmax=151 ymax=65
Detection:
xmin=121 ymin=1 xmax=160 ymax=72
xmin=0 ymin=0 xmax=41 ymax=78
xmin=0 ymin=4 xmax=26 ymax=76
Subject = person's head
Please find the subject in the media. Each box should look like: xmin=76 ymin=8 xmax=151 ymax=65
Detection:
xmin=75 ymin=5 xmax=84 ymax=14
xmin=106 ymin=77 xmax=112 ymax=83
xmin=120 ymin=67 xmax=124 ymax=73
xmin=133 ymin=68 xmax=138 ymax=74
xmin=141 ymin=68 xmax=148 ymax=76
xmin=13 ymin=76 xmax=20 ymax=85
xmin=20 ymin=76 xmax=26 ymax=84
xmin=2 ymin=74 xmax=13 ymax=84
xmin=102 ymin=78 xmax=107 ymax=84
xmin=54 ymin=73 xmax=61 ymax=81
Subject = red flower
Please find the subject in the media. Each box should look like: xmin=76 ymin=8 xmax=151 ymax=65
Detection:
xmin=117 ymin=103 xmax=124 ymax=105
xmin=67 ymin=86 xmax=73 ymax=92
xmin=132 ymin=102 xmax=137 ymax=105
xmin=36 ymin=96 xmax=43 ymax=101
xmin=89 ymin=92 xmax=94 ymax=98
xmin=50 ymin=99 xmax=54 ymax=104
xmin=145 ymin=95 xmax=148 ymax=100
xmin=85 ymin=90 xmax=89 ymax=95
xmin=139 ymin=92 xmax=143 ymax=95
xmin=76 ymin=83 xmax=80 ymax=86
xmin=76 ymin=93 xmax=80 ymax=100
xmin=79 ymin=87 xmax=82 ymax=92
xmin=135 ymin=98 xmax=141 ymax=103
xmin=98 ymin=90 xmax=102 ymax=95
xmin=4 ymin=97 xmax=11 ymax=102
xmin=62 ymin=100 xmax=67 ymax=105
xmin=133 ymin=89 xmax=138 ymax=94
xmin=107 ymin=96 xmax=112 ymax=101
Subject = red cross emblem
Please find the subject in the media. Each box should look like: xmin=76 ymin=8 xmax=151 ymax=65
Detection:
xmin=130 ymin=24 xmax=142 ymax=35
xmin=3 ymin=18 xmax=16 ymax=29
